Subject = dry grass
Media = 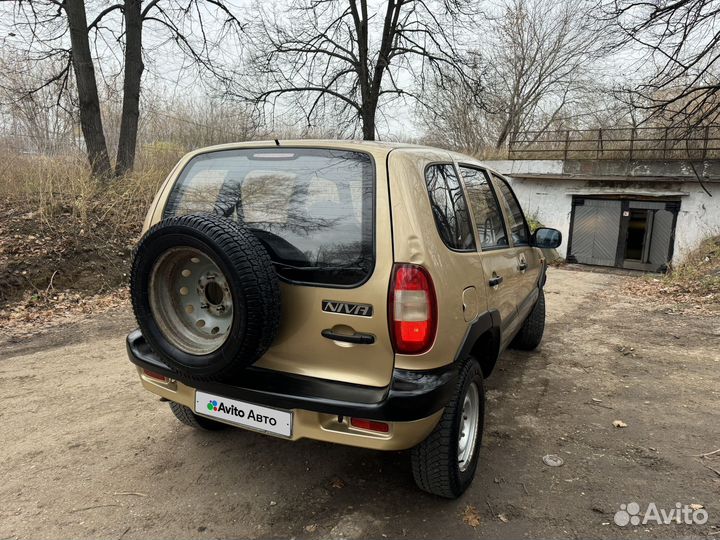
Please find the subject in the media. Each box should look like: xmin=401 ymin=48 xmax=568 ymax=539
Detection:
xmin=664 ymin=236 xmax=720 ymax=297
xmin=0 ymin=150 xmax=172 ymax=310
xmin=623 ymin=235 xmax=720 ymax=311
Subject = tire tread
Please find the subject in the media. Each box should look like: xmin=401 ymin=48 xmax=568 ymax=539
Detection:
xmin=511 ymin=288 xmax=545 ymax=351
xmin=168 ymin=401 xmax=226 ymax=431
xmin=411 ymin=357 xmax=484 ymax=499
xmin=130 ymin=213 xmax=281 ymax=381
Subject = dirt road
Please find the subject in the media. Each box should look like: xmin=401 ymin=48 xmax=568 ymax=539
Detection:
xmin=1 ymin=268 xmax=718 ymax=539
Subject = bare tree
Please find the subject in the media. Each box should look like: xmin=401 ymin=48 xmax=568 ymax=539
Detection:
xmin=486 ymin=0 xmax=605 ymax=148
xmin=243 ymin=0 xmax=479 ymax=140
xmin=419 ymin=0 xmax=606 ymax=153
xmin=2 ymin=0 xmax=244 ymax=177
xmin=117 ymin=0 xmax=144 ymax=175
xmin=606 ymin=0 xmax=720 ymax=128
xmin=140 ymin=96 xmax=259 ymax=150
xmin=66 ymin=0 xmax=112 ymax=176
xmin=418 ymin=68 xmax=491 ymax=155
xmin=0 ymin=53 xmax=77 ymax=154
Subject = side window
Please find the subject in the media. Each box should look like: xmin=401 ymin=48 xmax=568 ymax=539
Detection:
xmin=424 ymin=164 xmax=476 ymax=251
xmin=492 ymin=174 xmax=529 ymax=246
xmin=459 ymin=166 xmax=508 ymax=250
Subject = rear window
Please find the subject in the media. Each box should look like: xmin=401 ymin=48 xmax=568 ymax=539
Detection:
xmin=164 ymin=147 xmax=375 ymax=286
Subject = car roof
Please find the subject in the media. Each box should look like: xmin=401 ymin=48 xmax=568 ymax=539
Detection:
xmin=188 ymin=139 xmax=500 ymax=176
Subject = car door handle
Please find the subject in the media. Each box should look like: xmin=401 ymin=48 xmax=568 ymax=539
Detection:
xmin=488 ymin=276 xmax=503 ymax=287
xmin=518 ymin=261 xmax=528 ymax=271
xmin=321 ymin=329 xmax=375 ymax=345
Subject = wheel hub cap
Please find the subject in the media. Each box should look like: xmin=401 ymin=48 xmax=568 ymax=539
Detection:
xmin=458 ymin=381 xmax=480 ymax=472
xmin=149 ymin=247 xmax=234 ymax=355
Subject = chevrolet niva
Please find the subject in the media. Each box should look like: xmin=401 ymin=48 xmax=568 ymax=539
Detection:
xmin=127 ymin=140 xmax=561 ymax=498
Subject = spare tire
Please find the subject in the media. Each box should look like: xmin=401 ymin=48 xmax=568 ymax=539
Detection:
xmin=130 ymin=213 xmax=281 ymax=381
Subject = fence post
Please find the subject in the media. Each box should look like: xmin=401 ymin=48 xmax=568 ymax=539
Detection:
xmin=597 ymin=128 xmax=603 ymax=159
xmin=703 ymin=125 xmax=710 ymax=160
xmin=629 ymin=127 xmax=635 ymax=160
xmin=564 ymin=130 xmax=570 ymax=160
xmin=662 ymin=127 xmax=669 ymax=159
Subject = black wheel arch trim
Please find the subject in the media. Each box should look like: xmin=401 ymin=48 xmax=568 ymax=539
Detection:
xmin=127 ymin=329 xmax=457 ymax=422
xmin=453 ymin=309 xmax=502 ymax=378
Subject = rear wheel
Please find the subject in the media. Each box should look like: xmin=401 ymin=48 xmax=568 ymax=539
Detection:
xmin=169 ymin=401 xmax=227 ymax=431
xmin=411 ymin=357 xmax=485 ymax=498
xmin=511 ymin=288 xmax=545 ymax=350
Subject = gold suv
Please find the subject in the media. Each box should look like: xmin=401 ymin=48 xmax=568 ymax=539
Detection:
xmin=126 ymin=140 xmax=562 ymax=498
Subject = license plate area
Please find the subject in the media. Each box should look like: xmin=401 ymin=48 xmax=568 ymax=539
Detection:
xmin=195 ymin=390 xmax=293 ymax=437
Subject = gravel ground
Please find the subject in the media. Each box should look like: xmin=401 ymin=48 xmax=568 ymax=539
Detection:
xmin=1 ymin=267 xmax=719 ymax=539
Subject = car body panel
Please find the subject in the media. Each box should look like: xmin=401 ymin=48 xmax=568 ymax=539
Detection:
xmin=146 ymin=141 xmax=399 ymax=388
xmin=385 ymin=148 xmax=489 ymax=371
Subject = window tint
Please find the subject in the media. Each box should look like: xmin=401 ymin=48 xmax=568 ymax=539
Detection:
xmin=459 ymin=167 xmax=508 ymax=249
xmin=164 ymin=148 xmax=374 ymax=287
xmin=424 ymin=164 xmax=475 ymax=251
xmin=492 ymin=175 xmax=529 ymax=245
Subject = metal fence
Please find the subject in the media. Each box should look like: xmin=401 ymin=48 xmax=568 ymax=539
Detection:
xmin=508 ymin=125 xmax=720 ymax=161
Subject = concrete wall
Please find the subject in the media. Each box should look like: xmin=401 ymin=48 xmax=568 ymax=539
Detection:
xmin=483 ymin=163 xmax=720 ymax=265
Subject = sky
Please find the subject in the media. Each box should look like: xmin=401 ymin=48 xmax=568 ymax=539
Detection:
xmin=0 ymin=0 xmax=662 ymax=140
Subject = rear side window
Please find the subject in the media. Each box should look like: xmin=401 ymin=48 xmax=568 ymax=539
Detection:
xmin=424 ymin=164 xmax=475 ymax=251
xmin=492 ymin=174 xmax=529 ymax=245
xmin=459 ymin=166 xmax=508 ymax=250
xmin=164 ymin=147 xmax=374 ymax=287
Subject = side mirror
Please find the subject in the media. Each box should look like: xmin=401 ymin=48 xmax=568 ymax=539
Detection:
xmin=531 ymin=227 xmax=562 ymax=249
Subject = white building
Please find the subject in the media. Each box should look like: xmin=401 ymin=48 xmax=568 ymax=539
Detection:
xmin=485 ymin=159 xmax=720 ymax=272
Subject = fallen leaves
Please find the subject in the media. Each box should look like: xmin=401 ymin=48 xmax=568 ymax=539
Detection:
xmin=329 ymin=477 xmax=345 ymax=489
xmin=462 ymin=505 xmax=481 ymax=528
xmin=616 ymin=237 xmax=720 ymax=314
xmin=0 ymin=287 xmax=129 ymax=341
xmin=0 ymin=182 xmax=157 ymax=322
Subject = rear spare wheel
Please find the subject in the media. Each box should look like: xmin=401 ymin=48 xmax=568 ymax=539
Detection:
xmin=130 ymin=213 xmax=280 ymax=381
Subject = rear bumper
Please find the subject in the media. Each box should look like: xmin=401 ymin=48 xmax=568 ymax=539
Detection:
xmin=126 ymin=330 xmax=455 ymax=447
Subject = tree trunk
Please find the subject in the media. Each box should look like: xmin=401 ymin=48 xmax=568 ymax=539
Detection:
xmin=64 ymin=0 xmax=112 ymax=178
xmin=362 ymin=109 xmax=376 ymax=140
xmin=496 ymin=118 xmax=510 ymax=149
xmin=115 ymin=0 xmax=144 ymax=176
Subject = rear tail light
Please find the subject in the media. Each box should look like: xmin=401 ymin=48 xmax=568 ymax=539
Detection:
xmin=350 ymin=418 xmax=390 ymax=433
xmin=389 ymin=264 xmax=437 ymax=354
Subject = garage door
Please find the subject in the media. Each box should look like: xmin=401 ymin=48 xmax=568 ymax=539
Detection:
xmin=569 ymin=199 xmax=622 ymax=266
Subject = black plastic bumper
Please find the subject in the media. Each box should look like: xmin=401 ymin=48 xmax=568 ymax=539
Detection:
xmin=126 ymin=329 xmax=457 ymax=422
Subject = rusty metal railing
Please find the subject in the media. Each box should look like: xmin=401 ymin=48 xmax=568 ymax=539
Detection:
xmin=508 ymin=125 xmax=720 ymax=161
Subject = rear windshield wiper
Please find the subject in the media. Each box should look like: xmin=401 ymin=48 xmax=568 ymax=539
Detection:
xmin=271 ymin=261 xmax=366 ymax=272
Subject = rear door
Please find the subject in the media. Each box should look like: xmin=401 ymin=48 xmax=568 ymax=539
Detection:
xmin=489 ymin=173 xmax=542 ymax=322
xmin=458 ymin=165 xmax=518 ymax=335
xmin=162 ymin=145 xmax=395 ymax=387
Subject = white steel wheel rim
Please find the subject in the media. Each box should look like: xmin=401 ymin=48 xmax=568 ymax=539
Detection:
xmin=458 ymin=381 xmax=480 ymax=472
xmin=148 ymin=247 xmax=234 ymax=355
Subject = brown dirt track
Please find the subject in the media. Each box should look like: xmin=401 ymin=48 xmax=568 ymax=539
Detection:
xmin=1 ymin=267 xmax=719 ymax=539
